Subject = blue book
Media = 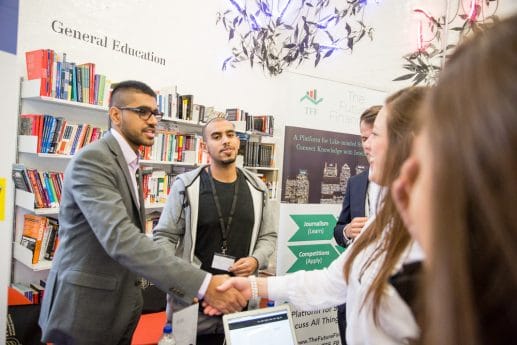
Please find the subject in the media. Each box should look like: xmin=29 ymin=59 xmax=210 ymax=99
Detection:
xmin=70 ymin=124 xmax=83 ymax=155
xmin=70 ymin=63 xmax=77 ymax=102
xmin=42 ymin=172 xmax=58 ymax=208
xmin=41 ymin=115 xmax=53 ymax=153
xmin=47 ymin=116 xmax=59 ymax=154
xmin=55 ymin=61 xmax=62 ymax=99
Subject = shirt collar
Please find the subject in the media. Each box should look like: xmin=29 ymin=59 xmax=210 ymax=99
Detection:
xmin=110 ymin=128 xmax=139 ymax=169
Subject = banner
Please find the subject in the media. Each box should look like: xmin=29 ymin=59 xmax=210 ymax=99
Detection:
xmin=0 ymin=0 xmax=19 ymax=54
xmin=281 ymin=126 xmax=368 ymax=204
xmin=277 ymin=203 xmax=343 ymax=345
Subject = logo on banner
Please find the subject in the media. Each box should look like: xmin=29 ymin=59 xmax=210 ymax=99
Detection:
xmin=300 ymin=89 xmax=323 ymax=117
xmin=300 ymin=89 xmax=324 ymax=105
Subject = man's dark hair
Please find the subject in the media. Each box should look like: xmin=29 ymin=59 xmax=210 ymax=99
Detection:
xmin=109 ymin=80 xmax=156 ymax=107
xmin=360 ymin=105 xmax=382 ymax=126
xmin=201 ymin=117 xmax=233 ymax=141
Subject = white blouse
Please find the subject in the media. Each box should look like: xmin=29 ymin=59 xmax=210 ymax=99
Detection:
xmin=268 ymin=218 xmax=424 ymax=345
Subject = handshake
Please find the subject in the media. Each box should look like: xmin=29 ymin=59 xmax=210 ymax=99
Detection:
xmin=202 ymin=275 xmax=264 ymax=316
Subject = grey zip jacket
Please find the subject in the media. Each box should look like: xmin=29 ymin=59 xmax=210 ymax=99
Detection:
xmin=153 ymin=165 xmax=277 ymax=316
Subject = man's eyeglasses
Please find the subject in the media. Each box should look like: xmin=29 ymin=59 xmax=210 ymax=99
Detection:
xmin=116 ymin=106 xmax=164 ymax=121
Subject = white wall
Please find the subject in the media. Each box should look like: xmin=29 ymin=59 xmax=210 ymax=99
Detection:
xmin=0 ymin=49 xmax=18 ymax=345
xmin=0 ymin=0 xmax=20 ymax=341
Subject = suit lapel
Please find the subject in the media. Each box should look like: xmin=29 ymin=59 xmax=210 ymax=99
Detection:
xmin=104 ymin=132 xmax=144 ymax=231
xmin=137 ymin=170 xmax=146 ymax=231
xmin=356 ymin=171 xmax=369 ymax=213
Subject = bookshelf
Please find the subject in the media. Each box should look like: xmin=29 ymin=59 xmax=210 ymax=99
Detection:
xmin=12 ymin=78 xmax=215 ymax=281
xmin=13 ymin=243 xmax=53 ymax=272
xmin=12 ymin=68 xmax=281 ymax=295
xmin=21 ymin=79 xmax=108 ymax=112
xmin=232 ymin=125 xmax=279 ymax=200
xmin=13 ymin=78 xmax=111 ymax=280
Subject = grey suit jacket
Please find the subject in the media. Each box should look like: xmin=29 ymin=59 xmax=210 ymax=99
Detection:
xmin=39 ymin=132 xmax=208 ymax=344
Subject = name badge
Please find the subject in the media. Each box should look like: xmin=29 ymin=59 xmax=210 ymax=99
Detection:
xmin=211 ymin=252 xmax=236 ymax=271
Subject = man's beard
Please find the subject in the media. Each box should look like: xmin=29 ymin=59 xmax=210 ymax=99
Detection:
xmin=219 ymin=156 xmax=236 ymax=165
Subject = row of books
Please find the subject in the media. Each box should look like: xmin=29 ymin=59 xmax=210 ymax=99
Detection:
xmin=225 ymin=108 xmax=250 ymax=121
xmin=242 ymin=142 xmax=275 ymax=168
xmin=19 ymin=113 xmax=104 ymax=155
xmin=247 ymin=115 xmax=274 ymax=135
xmin=141 ymin=169 xmax=175 ymax=205
xmin=25 ymin=49 xmax=111 ymax=105
xmin=156 ymin=89 xmax=209 ymax=123
xmin=12 ymin=165 xmax=63 ymax=209
xmin=256 ymin=173 xmax=279 ymax=200
xmin=139 ymin=132 xmax=198 ymax=163
xmin=20 ymin=215 xmax=59 ymax=265
xmin=224 ymin=113 xmax=275 ymax=135
xmin=11 ymin=280 xmax=46 ymax=305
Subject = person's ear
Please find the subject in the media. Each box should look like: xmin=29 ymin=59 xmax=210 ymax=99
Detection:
xmin=109 ymin=107 xmax=121 ymax=128
xmin=392 ymin=157 xmax=419 ymax=232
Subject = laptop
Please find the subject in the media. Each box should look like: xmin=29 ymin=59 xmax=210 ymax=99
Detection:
xmin=222 ymin=304 xmax=298 ymax=345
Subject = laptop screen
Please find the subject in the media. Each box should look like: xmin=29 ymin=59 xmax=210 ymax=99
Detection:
xmin=223 ymin=304 xmax=298 ymax=345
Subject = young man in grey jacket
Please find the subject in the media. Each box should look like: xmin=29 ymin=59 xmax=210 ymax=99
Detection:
xmin=153 ymin=117 xmax=277 ymax=344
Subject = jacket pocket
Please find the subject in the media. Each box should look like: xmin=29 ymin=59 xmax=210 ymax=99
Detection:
xmin=63 ymin=270 xmax=117 ymax=290
xmin=61 ymin=270 xmax=119 ymax=336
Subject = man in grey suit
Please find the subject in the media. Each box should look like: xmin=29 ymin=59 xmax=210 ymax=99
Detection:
xmin=39 ymin=80 xmax=246 ymax=345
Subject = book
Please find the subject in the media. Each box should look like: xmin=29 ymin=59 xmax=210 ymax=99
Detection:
xmin=69 ymin=124 xmax=85 ymax=155
xmin=44 ymin=218 xmax=59 ymax=261
xmin=49 ymin=172 xmax=63 ymax=202
xmin=12 ymin=164 xmax=32 ymax=192
xmin=30 ymin=283 xmax=45 ymax=304
xmin=25 ymin=49 xmax=51 ymax=96
xmin=26 ymin=169 xmax=45 ymax=208
xmin=37 ymin=171 xmax=53 ymax=208
xmin=63 ymin=124 xmax=79 ymax=155
xmin=75 ymin=65 xmax=83 ymax=103
xmin=48 ymin=117 xmax=66 ymax=154
xmin=43 ymin=172 xmax=59 ymax=208
xmin=21 ymin=214 xmax=48 ymax=264
xmin=11 ymin=283 xmax=34 ymax=303
xmin=38 ymin=222 xmax=52 ymax=263
xmin=226 ymin=108 xmax=243 ymax=121
xmin=56 ymin=124 xmax=74 ymax=155
xmin=179 ymin=95 xmax=193 ymax=120
xmin=19 ymin=114 xmax=36 ymax=135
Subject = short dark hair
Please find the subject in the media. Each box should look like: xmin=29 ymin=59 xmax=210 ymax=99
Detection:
xmin=201 ymin=117 xmax=233 ymax=141
xmin=360 ymin=105 xmax=382 ymax=126
xmin=109 ymin=80 xmax=156 ymax=107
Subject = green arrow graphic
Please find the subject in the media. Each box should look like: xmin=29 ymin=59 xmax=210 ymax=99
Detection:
xmin=289 ymin=214 xmax=337 ymax=242
xmin=335 ymin=245 xmax=345 ymax=254
xmin=287 ymin=243 xmax=340 ymax=272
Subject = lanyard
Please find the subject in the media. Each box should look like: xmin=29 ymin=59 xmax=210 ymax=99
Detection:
xmin=207 ymin=167 xmax=239 ymax=254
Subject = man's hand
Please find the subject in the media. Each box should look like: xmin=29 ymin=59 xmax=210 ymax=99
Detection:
xmin=344 ymin=217 xmax=368 ymax=239
xmin=203 ymin=277 xmax=252 ymax=316
xmin=229 ymin=257 xmax=258 ymax=277
xmin=203 ymin=275 xmax=247 ymax=315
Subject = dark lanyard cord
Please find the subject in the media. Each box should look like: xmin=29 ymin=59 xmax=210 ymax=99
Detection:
xmin=207 ymin=167 xmax=239 ymax=254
